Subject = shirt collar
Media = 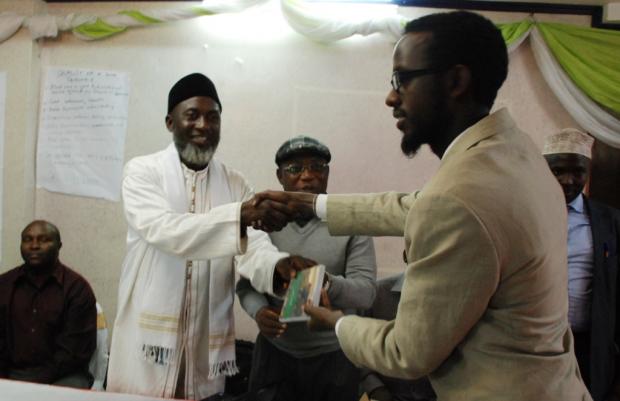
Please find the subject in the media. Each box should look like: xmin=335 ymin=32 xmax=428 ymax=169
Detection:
xmin=441 ymin=125 xmax=472 ymax=160
xmin=181 ymin=161 xmax=210 ymax=177
xmin=568 ymin=193 xmax=585 ymax=213
xmin=440 ymin=108 xmax=514 ymax=162
xmin=18 ymin=260 xmax=64 ymax=285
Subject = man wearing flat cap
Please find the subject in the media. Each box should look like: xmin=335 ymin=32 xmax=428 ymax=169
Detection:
xmin=236 ymin=136 xmax=377 ymax=401
xmin=544 ymin=129 xmax=620 ymax=401
xmin=107 ymin=73 xmax=312 ymax=399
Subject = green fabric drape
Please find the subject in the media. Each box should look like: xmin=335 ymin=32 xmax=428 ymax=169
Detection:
xmin=497 ymin=20 xmax=620 ymax=115
xmin=536 ymin=22 xmax=620 ymax=114
xmin=498 ymin=20 xmax=532 ymax=47
xmin=73 ymin=18 xmax=128 ymax=40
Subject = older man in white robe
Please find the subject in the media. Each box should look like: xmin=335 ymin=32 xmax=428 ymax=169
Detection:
xmin=107 ymin=73 xmax=310 ymax=400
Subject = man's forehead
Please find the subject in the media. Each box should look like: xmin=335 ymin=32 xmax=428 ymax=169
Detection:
xmin=545 ymin=153 xmax=590 ymax=167
xmin=22 ymin=222 xmax=51 ymax=236
xmin=393 ymin=32 xmax=433 ymax=66
xmin=174 ymin=96 xmax=220 ymax=112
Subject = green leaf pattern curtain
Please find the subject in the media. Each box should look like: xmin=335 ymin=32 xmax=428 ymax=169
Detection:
xmin=498 ymin=20 xmax=620 ymax=147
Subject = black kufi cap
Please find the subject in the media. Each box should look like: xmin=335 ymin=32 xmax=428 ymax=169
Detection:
xmin=168 ymin=73 xmax=222 ymax=113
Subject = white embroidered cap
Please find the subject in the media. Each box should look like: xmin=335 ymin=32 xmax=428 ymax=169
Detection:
xmin=542 ymin=128 xmax=594 ymax=159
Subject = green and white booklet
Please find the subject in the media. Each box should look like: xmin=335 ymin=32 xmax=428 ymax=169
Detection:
xmin=279 ymin=264 xmax=326 ymax=323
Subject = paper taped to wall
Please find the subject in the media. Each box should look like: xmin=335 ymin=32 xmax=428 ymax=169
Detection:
xmin=36 ymin=67 xmax=129 ymax=201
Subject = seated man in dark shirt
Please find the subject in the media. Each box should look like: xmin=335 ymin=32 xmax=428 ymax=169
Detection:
xmin=0 ymin=220 xmax=97 ymax=388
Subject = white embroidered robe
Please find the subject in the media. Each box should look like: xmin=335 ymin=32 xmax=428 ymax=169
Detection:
xmin=107 ymin=144 xmax=286 ymax=399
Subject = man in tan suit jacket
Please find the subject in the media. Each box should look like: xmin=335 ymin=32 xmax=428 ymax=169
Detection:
xmin=253 ymin=11 xmax=590 ymax=401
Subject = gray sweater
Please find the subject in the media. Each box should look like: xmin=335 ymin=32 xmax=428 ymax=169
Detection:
xmin=236 ymin=218 xmax=377 ymax=358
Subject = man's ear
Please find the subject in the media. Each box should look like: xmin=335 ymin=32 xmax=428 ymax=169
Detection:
xmin=165 ymin=115 xmax=174 ymax=132
xmin=446 ymin=64 xmax=472 ymax=99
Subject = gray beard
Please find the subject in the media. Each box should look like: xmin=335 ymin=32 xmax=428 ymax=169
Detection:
xmin=175 ymin=141 xmax=216 ymax=168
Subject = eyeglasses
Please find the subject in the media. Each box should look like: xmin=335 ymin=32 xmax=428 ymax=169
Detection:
xmin=281 ymin=162 xmax=329 ymax=175
xmin=390 ymin=68 xmax=443 ymax=92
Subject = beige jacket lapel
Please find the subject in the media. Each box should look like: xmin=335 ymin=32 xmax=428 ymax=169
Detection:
xmin=440 ymin=108 xmax=515 ymax=165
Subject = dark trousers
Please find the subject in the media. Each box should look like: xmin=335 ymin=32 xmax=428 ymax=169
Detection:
xmin=9 ymin=367 xmax=92 ymax=389
xmin=573 ymin=330 xmax=591 ymax=390
xmin=249 ymin=334 xmax=359 ymax=401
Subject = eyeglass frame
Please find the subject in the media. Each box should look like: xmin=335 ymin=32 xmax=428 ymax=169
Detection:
xmin=390 ymin=67 xmax=445 ymax=92
xmin=280 ymin=162 xmax=329 ymax=176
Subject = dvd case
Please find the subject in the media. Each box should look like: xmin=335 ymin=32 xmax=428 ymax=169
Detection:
xmin=279 ymin=264 xmax=326 ymax=323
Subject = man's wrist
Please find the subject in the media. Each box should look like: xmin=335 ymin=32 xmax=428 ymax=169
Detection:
xmin=312 ymin=195 xmax=318 ymax=216
xmin=322 ymin=273 xmax=331 ymax=292
xmin=239 ymin=200 xmax=250 ymax=227
xmin=254 ymin=306 xmax=267 ymax=321
xmin=273 ymin=257 xmax=288 ymax=296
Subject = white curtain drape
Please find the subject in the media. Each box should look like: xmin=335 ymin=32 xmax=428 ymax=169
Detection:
xmin=280 ymin=0 xmax=405 ymax=42
xmin=1 ymin=1 xmax=618 ymax=147
xmin=0 ymin=0 xmax=268 ymax=41
xmin=0 ymin=12 xmax=24 ymax=42
xmin=278 ymin=3 xmax=620 ymax=148
xmin=506 ymin=26 xmax=532 ymax=53
xmin=529 ymin=27 xmax=620 ymax=148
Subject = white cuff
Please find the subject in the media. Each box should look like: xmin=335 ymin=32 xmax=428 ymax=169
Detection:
xmin=335 ymin=316 xmax=345 ymax=337
xmin=315 ymin=194 xmax=328 ymax=221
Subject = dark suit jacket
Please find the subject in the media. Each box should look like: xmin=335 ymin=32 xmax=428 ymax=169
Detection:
xmin=586 ymin=198 xmax=620 ymax=401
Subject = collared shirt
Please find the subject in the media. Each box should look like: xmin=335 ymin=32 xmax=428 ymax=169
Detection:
xmin=567 ymin=193 xmax=594 ymax=333
xmin=0 ymin=261 xmax=96 ymax=383
xmin=181 ymin=162 xmax=211 ymax=215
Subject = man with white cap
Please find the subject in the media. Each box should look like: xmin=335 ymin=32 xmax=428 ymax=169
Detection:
xmin=107 ymin=73 xmax=313 ymax=399
xmin=544 ymin=128 xmax=620 ymax=401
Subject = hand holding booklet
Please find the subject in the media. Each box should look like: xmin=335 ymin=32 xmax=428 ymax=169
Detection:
xmin=279 ymin=264 xmax=326 ymax=323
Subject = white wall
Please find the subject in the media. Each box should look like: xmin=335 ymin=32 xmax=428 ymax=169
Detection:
xmin=0 ymin=0 xmax=44 ymax=266
xmin=0 ymin=1 xmax=587 ymax=342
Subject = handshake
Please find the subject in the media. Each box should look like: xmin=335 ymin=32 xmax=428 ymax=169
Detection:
xmin=240 ymin=190 xmax=318 ymax=232
xmin=240 ymin=190 xmax=345 ymax=331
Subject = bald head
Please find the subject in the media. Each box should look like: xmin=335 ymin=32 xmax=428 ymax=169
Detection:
xmin=22 ymin=220 xmax=61 ymax=242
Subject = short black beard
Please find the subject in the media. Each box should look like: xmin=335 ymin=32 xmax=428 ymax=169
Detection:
xmin=401 ymin=98 xmax=451 ymax=158
xmin=401 ymin=133 xmax=424 ymax=158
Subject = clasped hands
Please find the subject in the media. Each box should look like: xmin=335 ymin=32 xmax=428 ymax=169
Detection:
xmin=241 ymin=191 xmax=344 ymax=332
xmin=240 ymin=190 xmax=317 ymax=232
